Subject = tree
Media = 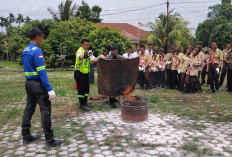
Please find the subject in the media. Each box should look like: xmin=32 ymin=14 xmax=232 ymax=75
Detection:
xmin=209 ymin=23 xmax=232 ymax=48
xmin=48 ymin=0 xmax=77 ymax=22
xmin=8 ymin=13 xmax=15 ymax=24
xmin=147 ymin=12 xmax=194 ymax=52
xmin=88 ymin=27 xmax=131 ymax=56
xmin=196 ymin=2 xmax=232 ymax=47
xmin=24 ymin=16 xmax=31 ymax=23
xmin=76 ymin=1 xmax=102 ymax=23
xmin=195 ymin=16 xmax=227 ymax=46
xmin=222 ymin=0 xmax=231 ymax=4
xmin=16 ymin=13 xmax=24 ymax=27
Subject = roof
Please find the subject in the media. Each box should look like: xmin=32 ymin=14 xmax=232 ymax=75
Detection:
xmin=96 ymin=23 xmax=148 ymax=41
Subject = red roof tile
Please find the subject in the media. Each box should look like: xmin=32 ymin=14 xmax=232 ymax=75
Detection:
xmin=97 ymin=23 xmax=148 ymax=41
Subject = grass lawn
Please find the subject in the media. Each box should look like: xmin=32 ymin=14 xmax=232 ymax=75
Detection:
xmin=0 ymin=61 xmax=22 ymax=69
xmin=0 ymin=70 xmax=231 ymax=129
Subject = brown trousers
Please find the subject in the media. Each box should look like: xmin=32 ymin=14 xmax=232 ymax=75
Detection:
xmin=185 ymin=75 xmax=200 ymax=93
xmin=220 ymin=61 xmax=227 ymax=86
xmin=180 ymin=73 xmax=186 ymax=91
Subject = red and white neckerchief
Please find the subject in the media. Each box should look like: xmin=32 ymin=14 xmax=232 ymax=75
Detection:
xmin=174 ymin=55 xmax=178 ymax=68
xmin=160 ymin=54 xmax=165 ymax=70
xmin=189 ymin=58 xmax=195 ymax=72
xmin=151 ymin=53 xmax=156 ymax=66
xmin=212 ymin=52 xmax=215 ymax=65
xmin=141 ymin=54 xmax=146 ymax=68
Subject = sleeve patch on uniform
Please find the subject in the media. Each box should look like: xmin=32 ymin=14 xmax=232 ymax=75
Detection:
xmin=39 ymin=54 xmax=43 ymax=58
xmin=32 ymin=47 xmax=37 ymax=50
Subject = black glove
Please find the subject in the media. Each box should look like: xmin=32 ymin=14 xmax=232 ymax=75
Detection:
xmin=84 ymin=52 xmax=89 ymax=59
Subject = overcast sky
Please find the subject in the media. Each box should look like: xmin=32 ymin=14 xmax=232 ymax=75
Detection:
xmin=0 ymin=0 xmax=222 ymax=35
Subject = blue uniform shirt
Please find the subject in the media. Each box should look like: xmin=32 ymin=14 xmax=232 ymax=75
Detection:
xmin=21 ymin=43 xmax=52 ymax=92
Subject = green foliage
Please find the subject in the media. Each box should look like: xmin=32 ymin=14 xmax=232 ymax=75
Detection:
xmin=88 ymin=27 xmax=130 ymax=56
xmin=76 ymin=1 xmax=102 ymax=23
xmin=48 ymin=0 xmax=102 ymax=23
xmin=147 ymin=12 xmax=194 ymax=52
xmin=196 ymin=2 xmax=232 ymax=48
xmin=209 ymin=22 xmax=232 ymax=48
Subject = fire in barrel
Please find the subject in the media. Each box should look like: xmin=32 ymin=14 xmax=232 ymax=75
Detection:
xmin=121 ymin=87 xmax=148 ymax=122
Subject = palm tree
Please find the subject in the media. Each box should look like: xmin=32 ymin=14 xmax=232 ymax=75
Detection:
xmin=147 ymin=12 xmax=194 ymax=52
xmin=25 ymin=16 xmax=31 ymax=23
xmin=47 ymin=0 xmax=77 ymax=22
xmin=16 ymin=13 xmax=24 ymax=27
xmin=8 ymin=13 xmax=15 ymax=24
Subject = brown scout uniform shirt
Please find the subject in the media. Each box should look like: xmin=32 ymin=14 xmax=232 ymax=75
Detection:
xmin=208 ymin=48 xmax=223 ymax=67
xmin=171 ymin=53 xmax=184 ymax=70
xmin=180 ymin=54 xmax=191 ymax=73
xmin=156 ymin=54 xmax=167 ymax=71
xmin=187 ymin=55 xmax=201 ymax=76
xmin=166 ymin=53 xmax=173 ymax=69
xmin=138 ymin=53 xmax=152 ymax=69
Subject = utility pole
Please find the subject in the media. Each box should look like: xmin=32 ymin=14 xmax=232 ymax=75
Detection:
xmin=166 ymin=0 xmax=170 ymax=49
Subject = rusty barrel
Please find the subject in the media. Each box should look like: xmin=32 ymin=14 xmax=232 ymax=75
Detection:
xmin=121 ymin=98 xmax=148 ymax=122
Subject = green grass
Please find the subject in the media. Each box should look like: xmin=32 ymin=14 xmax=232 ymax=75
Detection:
xmin=0 ymin=61 xmax=22 ymax=69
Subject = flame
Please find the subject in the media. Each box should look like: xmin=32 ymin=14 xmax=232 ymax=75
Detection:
xmin=123 ymin=86 xmax=137 ymax=101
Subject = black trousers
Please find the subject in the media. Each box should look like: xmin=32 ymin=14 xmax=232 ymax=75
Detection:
xmin=170 ymin=70 xmax=179 ymax=89
xmin=139 ymin=71 xmax=151 ymax=89
xmin=220 ymin=62 xmax=227 ymax=86
xmin=149 ymin=72 xmax=158 ymax=88
xmin=227 ymin=68 xmax=232 ymax=91
xmin=156 ymin=71 xmax=165 ymax=86
xmin=166 ymin=69 xmax=172 ymax=87
xmin=208 ymin=63 xmax=220 ymax=90
xmin=74 ymin=70 xmax=90 ymax=105
xmin=22 ymin=79 xmax=53 ymax=139
xmin=89 ymin=64 xmax=95 ymax=84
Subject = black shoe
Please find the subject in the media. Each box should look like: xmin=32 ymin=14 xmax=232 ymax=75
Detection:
xmin=215 ymin=90 xmax=219 ymax=93
xmin=196 ymin=90 xmax=203 ymax=93
xmin=109 ymin=103 xmax=117 ymax=108
xmin=147 ymin=88 xmax=153 ymax=91
xmin=86 ymin=103 xmax=93 ymax=108
xmin=80 ymin=105 xmax=91 ymax=111
xmin=23 ymin=135 xmax=40 ymax=145
xmin=46 ymin=138 xmax=62 ymax=147
xmin=207 ymin=90 xmax=215 ymax=93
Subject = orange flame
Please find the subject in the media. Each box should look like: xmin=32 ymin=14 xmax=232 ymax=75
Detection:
xmin=123 ymin=86 xmax=137 ymax=101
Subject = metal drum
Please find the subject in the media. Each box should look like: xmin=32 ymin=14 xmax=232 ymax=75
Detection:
xmin=121 ymin=97 xmax=148 ymax=122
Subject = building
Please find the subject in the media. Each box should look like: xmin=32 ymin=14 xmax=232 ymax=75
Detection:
xmin=97 ymin=23 xmax=149 ymax=48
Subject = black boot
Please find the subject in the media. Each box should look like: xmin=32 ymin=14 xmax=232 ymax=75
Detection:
xmin=84 ymin=96 xmax=93 ymax=108
xmin=207 ymin=89 xmax=215 ymax=93
xmin=79 ymin=98 xmax=91 ymax=111
xmin=109 ymin=98 xmax=117 ymax=108
xmin=22 ymin=129 xmax=40 ymax=145
xmin=45 ymin=131 xmax=62 ymax=147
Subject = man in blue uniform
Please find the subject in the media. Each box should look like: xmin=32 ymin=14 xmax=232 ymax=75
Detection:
xmin=21 ymin=28 xmax=62 ymax=147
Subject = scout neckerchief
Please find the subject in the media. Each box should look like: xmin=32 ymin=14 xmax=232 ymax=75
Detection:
xmin=189 ymin=57 xmax=195 ymax=72
xmin=151 ymin=53 xmax=157 ymax=66
xmin=141 ymin=54 xmax=146 ymax=69
xmin=174 ymin=54 xmax=178 ymax=68
xmin=160 ymin=54 xmax=165 ymax=70
xmin=212 ymin=52 xmax=215 ymax=65
xmin=128 ymin=53 xmax=130 ymax=59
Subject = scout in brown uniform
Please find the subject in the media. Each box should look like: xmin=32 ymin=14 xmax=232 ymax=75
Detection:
xmin=138 ymin=45 xmax=152 ymax=90
xmin=156 ymin=47 xmax=166 ymax=88
xmin=185 ymin=48 xmax=202 ymax=93
xmin=171 ymin=47 xmax=184 ymax=89
xmin=179 ymin=48 xmax=191 ymax=91
xmin=196 ymin=45 xmax=205 ymax=78
xmin=226 ymin=50 xmax=232 ymax=92
xmin=165 ymin=46 xmax=174 ymax=88
xmin=149 ymin=48 xmax=158 ymax=88
xmin=92 ymin=49 xmax=108 ymax=63
xmin=219 ymin=42 xmax=231 ymax=86
xmin=201 ymin=48 xmax=210 ymax=85
xmin=207 ymin=42 xmax=223 ymax=93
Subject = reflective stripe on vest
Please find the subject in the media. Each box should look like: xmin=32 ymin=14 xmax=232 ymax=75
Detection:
xmin=24 ymin=71 xmax=38 ymax=76
xmin=75 ymin=47 xmax=90 ymax=74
